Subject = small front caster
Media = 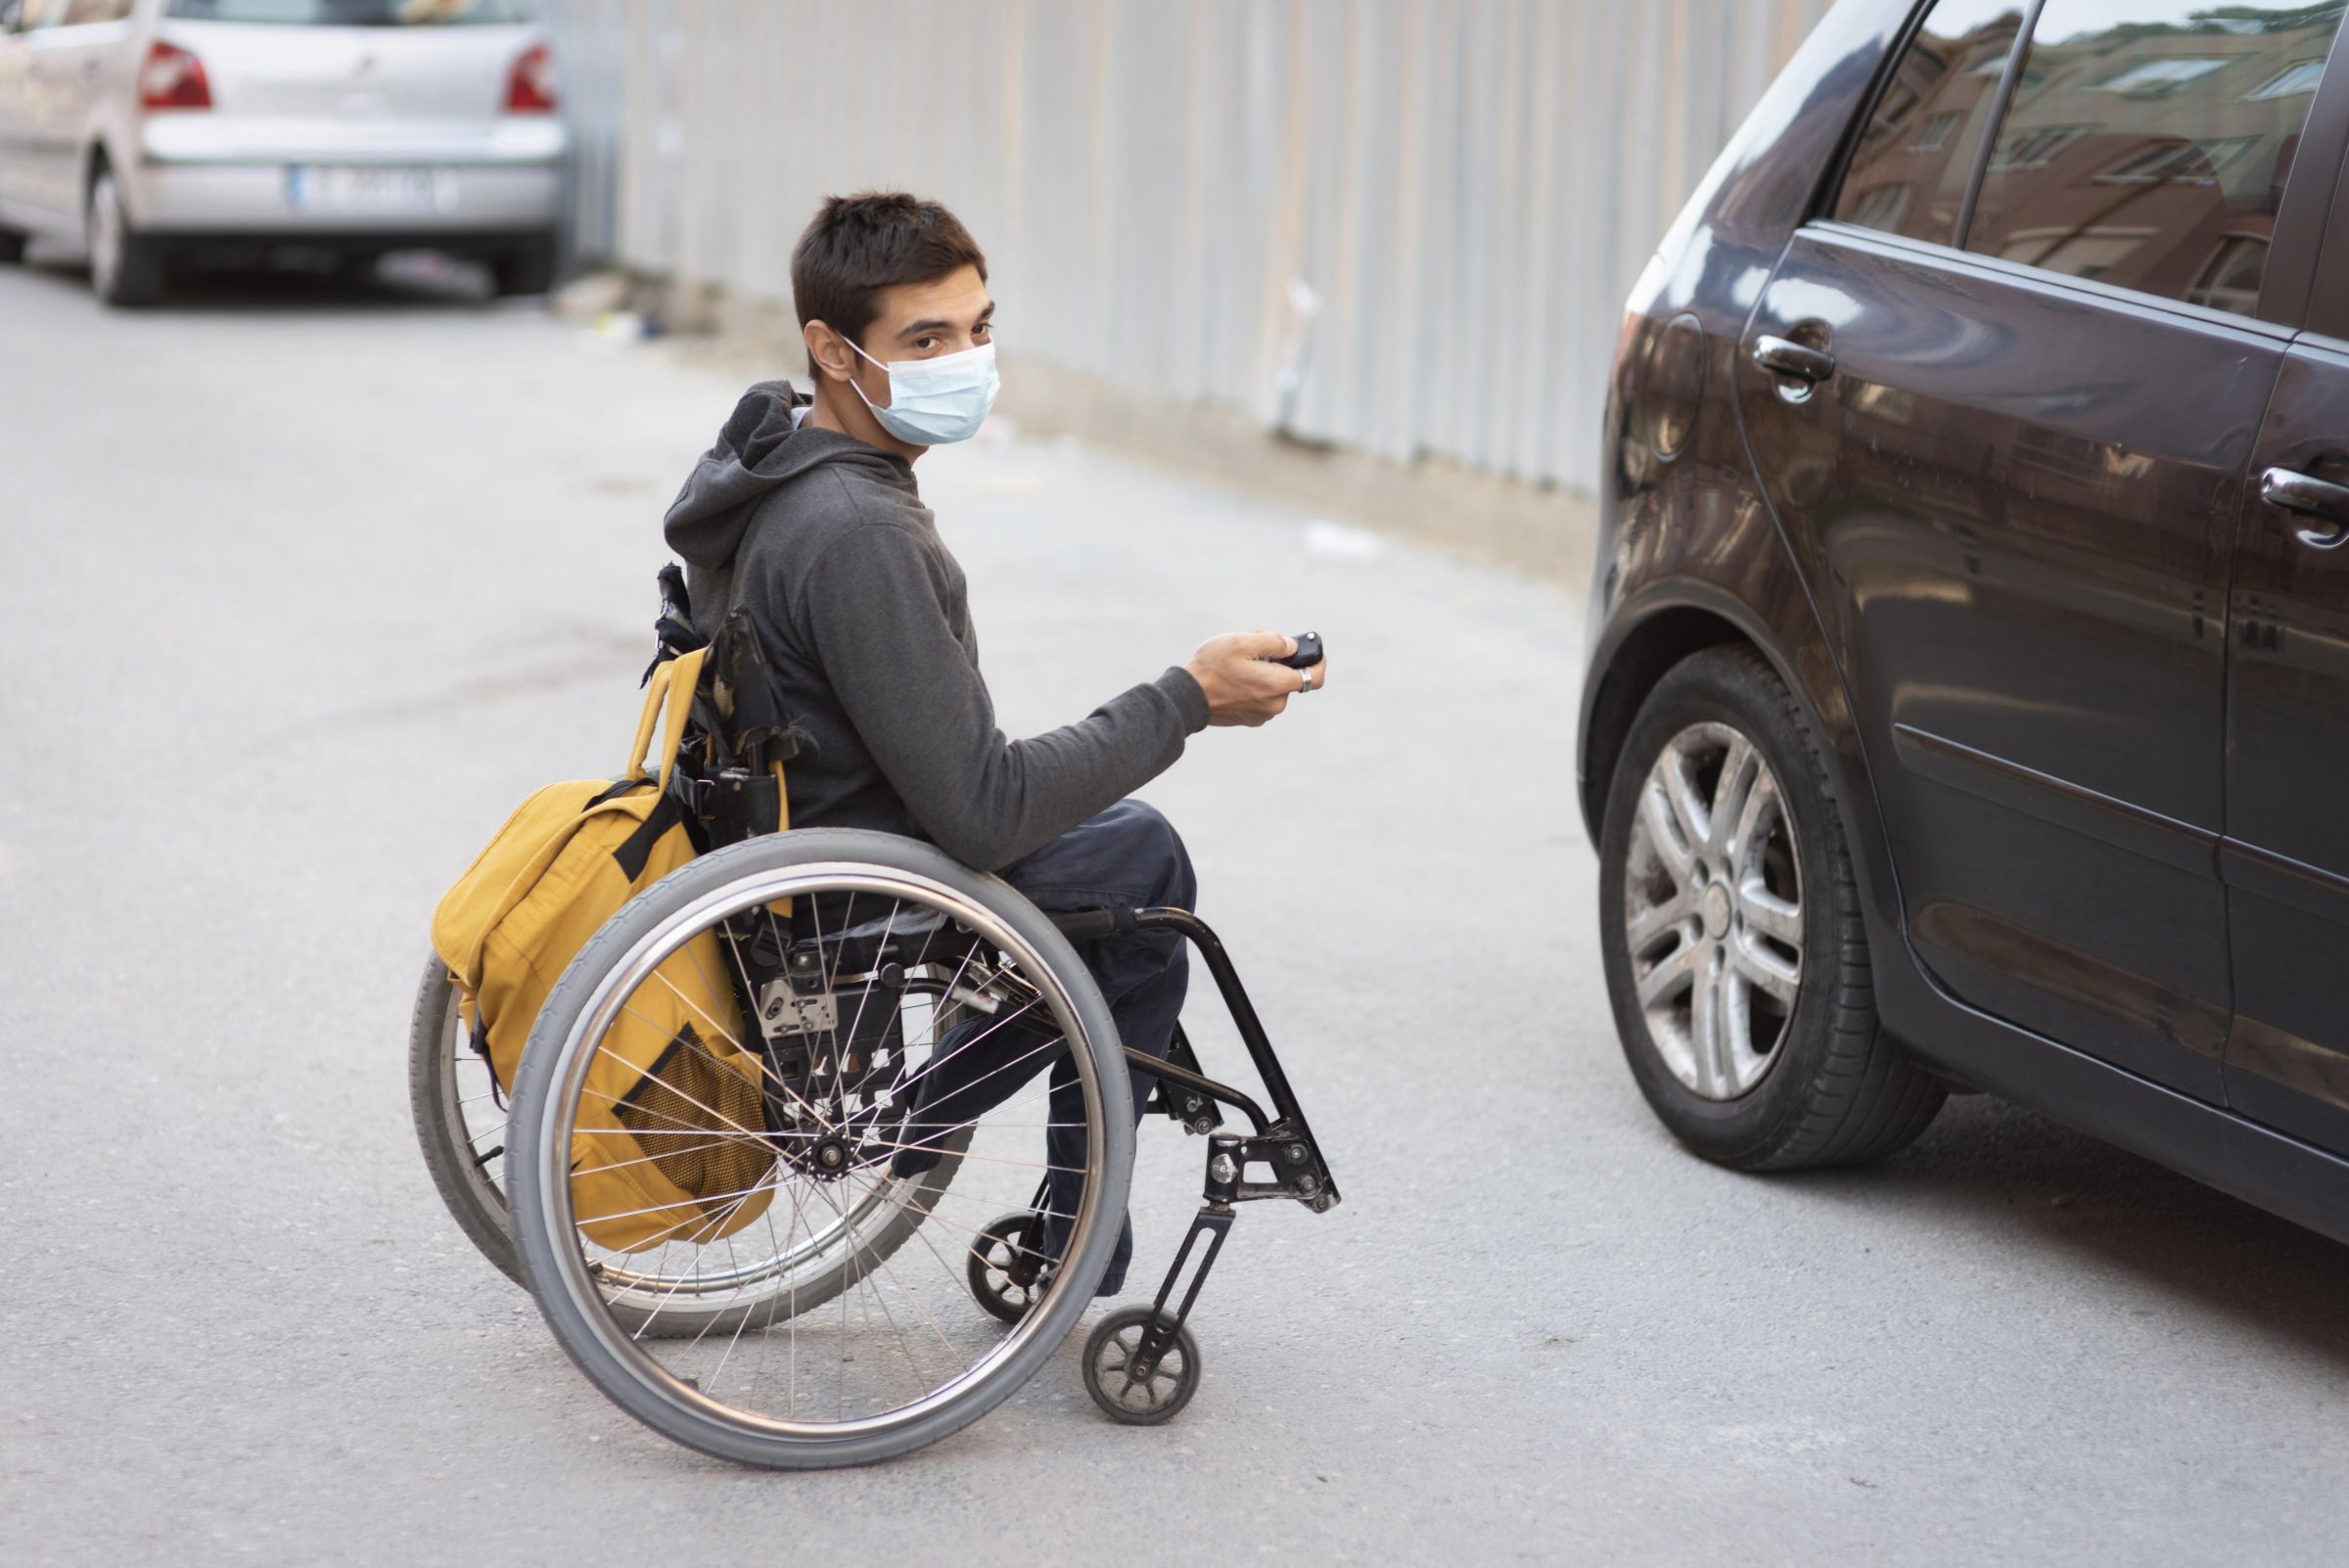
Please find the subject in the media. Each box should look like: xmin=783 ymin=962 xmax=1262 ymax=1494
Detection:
xmin=1082 ymin=1307 xmax=1201 ymax=1425
xmin=966 ymin=1211 xmax=1049 ymax=1324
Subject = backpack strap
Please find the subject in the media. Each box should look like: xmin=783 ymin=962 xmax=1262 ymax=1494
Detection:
xmin=625 ymin=647 xmax=708 ymax=792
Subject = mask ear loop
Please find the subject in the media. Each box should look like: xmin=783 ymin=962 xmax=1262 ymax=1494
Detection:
xmin=841 ymin=334 xmax=894 ymax=419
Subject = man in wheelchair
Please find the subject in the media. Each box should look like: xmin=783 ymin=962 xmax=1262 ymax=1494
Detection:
xmin=660 ymin=191 xmax=1328 ymax=1296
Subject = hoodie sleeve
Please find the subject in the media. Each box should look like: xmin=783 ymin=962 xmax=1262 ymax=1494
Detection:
xmin=799 ymin=518 xmax=1210 ymax=872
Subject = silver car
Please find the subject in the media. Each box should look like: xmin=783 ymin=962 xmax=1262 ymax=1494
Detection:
xmin=0 ymin=0 xmax=566 ymax=305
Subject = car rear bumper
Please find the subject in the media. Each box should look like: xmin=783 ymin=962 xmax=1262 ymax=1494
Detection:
xmin=125 ymin=114 xmax=564 ymax=236
xmin=124 ymin=158 xmax=561 ymax=236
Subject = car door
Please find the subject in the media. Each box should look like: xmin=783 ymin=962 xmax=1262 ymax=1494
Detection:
xmin=1735 ymin=0 xmax=2348 ymax=1100
xmin=2221 ymin=96 xmax=2349 ymax=1153
xmin=30 ymin=0 xmax=133 ymax=212
xmin=0 ymin=3 xmax=31 ymax=215
xmin=0 ymin=0 xmax=71 ymax=217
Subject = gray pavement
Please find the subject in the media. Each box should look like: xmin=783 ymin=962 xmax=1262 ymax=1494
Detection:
xmin=3 ymin=256 xmax=2347 ymax=1568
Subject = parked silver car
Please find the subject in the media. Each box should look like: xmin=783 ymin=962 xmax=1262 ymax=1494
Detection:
xmin=0 ymin=0 xmax=566 ymax=305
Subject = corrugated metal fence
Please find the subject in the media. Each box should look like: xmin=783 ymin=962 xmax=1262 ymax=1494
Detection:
xmin=543 ymin=0 xmax=1835 ymax=495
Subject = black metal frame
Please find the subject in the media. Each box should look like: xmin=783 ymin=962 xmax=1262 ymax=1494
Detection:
xmin=1051 ymin=904 xmax=1341 ymax=1392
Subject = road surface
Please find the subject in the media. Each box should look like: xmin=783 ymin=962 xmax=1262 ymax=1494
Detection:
xmin=3 ymin=255 xmax=2344 ymax=1567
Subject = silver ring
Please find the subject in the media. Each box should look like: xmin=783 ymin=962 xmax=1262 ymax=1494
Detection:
xmin=1297 ymin=669 xmax=1313 ymax=694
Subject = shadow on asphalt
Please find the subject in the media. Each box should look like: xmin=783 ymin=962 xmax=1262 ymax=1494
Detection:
xmin=15 ymin=241 xmax=508 ymax=315
xmin=1791 ymin=1093 xmax=2349 ymax=1368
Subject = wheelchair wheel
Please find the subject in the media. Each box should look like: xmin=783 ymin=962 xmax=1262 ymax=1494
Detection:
xmin=1082 ymin=1307 xmax=1200 ymax=1425
xmin=966 ymin=1210 xmax=1050 ymax=1324
xmin=409 ymin=954 xmax=522 ymax=1286
xmin=410 ymin=951 xmax=972 ymax=1336
xmin=508 ymin=828 xmax=1135 ymax=1468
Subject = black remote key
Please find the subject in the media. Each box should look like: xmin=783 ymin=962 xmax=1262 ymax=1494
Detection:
xmin=1269 ymin=631 xmax=1323 ymax=670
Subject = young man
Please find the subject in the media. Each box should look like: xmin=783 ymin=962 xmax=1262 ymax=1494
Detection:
xmin=662 ymin=191 xmax=1326 ymax=1294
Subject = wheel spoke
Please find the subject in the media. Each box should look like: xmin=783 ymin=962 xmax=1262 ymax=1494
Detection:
xmin=1720 ymin=967 xmax=1754 ymax=1083
xmin=1624 ymin=886 xmax=1694 ymax=953
xmin=1706 ymin=733 xmax=1755 ymax=857
xmin=1637 ymin=773 xmax=1700 ymax=889
xmin=1737 ymin=880 xmax=1802 ymax=945
xmin=1724 ymin=762 xmax=1773 ymax=870
xmin=1730 ymin=932 xmax=1800 ymax=1004
xmin=1691 ymin=957 xmax=1728 ymax=1098
xmin=1636 ymin=938 xmax=1701 ymax=1007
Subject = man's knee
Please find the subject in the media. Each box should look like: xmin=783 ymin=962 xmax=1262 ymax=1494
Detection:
xmin=1114 ymin=799 xmax=1196 ymax=910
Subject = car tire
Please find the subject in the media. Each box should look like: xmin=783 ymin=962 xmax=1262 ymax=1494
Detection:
xmin=1598 ymin=644 xmax=1945 ymax=1170
xmin=0 ymin=229 xmax=25 ymax=265
xmin=87 ymin=167 xmax=164 ymax=308
xmin=490 ymin=234 xmax=559 ymax=298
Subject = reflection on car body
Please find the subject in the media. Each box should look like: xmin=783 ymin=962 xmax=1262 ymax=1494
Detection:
xmin=1585 ymin=0 xmax=2349 ymax=1241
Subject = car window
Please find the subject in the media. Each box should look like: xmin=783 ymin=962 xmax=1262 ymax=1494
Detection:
xmin=15 ymin=0 xmax=75 ymax=28
xmin=1834 ymin=0 xmax=2034 ymax=245
xmin=1964 ymin=0 xmax=2347 ymax=315
xmin=60 ymin=0 xmax=132 ymax=22
xmin=163 ymin=0 xmax=531 ymax=22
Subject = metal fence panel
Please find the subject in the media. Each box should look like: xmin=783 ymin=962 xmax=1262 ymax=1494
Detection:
xmin=543 ymin=0 xmax=1836 ymax=494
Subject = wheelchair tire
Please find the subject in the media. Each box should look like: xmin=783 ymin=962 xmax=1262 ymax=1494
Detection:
xmin=1082 ymin=1307 xmax=1200 ymax=1425
xmin=508 ymin=828 xmax=1136 ymax=1468
xmin=409 ymin=950 xmax=973 ymax=1334
xmin=1598 ymin=646 xmax=1945 ymax=1170
xmin=409 ymin=954 xmax=524 ymax=1286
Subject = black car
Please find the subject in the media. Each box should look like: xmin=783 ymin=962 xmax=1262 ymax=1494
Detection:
xmin=1583 ymin=0 xmax=2349 ymax=1241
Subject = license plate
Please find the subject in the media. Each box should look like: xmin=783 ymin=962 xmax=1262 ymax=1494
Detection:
xmin=285 ymin=166 xmax=453 ymax=215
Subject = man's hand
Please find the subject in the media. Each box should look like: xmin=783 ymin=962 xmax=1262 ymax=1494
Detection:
xmin=1183 ymin=631 xmax=1329 ymax=728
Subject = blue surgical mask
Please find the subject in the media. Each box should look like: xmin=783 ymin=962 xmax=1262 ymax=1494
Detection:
xmin=847 ymin=338 xmax=999 ymax=445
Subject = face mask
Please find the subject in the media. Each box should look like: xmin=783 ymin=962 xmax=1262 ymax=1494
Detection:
xmin=845 ymin=337 xmax=999 ymax=445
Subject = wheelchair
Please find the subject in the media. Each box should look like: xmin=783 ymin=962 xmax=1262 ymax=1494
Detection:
xmin=410 ymin=576 xmax=1339 ymax=1468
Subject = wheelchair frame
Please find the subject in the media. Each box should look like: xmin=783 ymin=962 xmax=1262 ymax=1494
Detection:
xmin=1045 ymin=904 xmax=1343 ymax=1403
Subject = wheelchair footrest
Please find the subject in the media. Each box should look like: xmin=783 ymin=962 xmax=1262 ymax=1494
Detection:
xmin=1204 ymin=1127 xmax=1339 ymax=1213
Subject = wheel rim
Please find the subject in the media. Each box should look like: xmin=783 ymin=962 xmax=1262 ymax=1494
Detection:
xmin=434 ymin=981 xmax=510 ymax=1227
xmin=1622 ymin=720 xmax=1804 ymax=1100
xmin=969 ymin=1215 xmax=1046 ymax=1320
xmin=1092 ymin=1319 xmax=1190 ymax=1415
xmin=524 ymin=862 xmax=1111 ymax=1442
xmin=88 ymin=174 xmax=122 ymax=298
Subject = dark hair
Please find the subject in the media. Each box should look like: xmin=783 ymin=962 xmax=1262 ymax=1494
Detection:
xmin=792 ymin=192 xmax=988 ymax=380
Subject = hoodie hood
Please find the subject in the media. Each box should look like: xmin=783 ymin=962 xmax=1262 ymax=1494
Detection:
xmin=663 ymin=380 xmax=916 ymax=573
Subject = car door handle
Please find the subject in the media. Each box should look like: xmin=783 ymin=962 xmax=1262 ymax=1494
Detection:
xmin=1753 ymin=335 xmax=1836 ymax=384
xmin=2261 ymin=466 xmax=2349 ymax=549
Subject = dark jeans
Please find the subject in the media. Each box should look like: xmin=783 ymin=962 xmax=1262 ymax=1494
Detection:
xmin=894 ymin=799 xmax=1195 ymax=1295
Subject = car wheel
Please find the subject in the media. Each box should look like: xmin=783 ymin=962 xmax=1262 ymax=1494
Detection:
xmin=88 ymin=167 xmax=164 ymax=308
xmin=1598 ymin=644 xmax=1945 ymax=1170
xmin=0 ymin=228 xmax=24 ymax=265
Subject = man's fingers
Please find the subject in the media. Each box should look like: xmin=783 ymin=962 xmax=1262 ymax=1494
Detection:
xmin=1222 ymin=629 xmax=1292 ymax=661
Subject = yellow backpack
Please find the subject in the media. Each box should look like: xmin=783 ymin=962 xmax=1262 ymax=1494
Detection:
xmin=430 ymin=647 xmax=776 ymax=1253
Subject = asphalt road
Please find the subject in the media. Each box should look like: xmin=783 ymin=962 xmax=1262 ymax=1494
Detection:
xmin=4 ymin=254 xmax=2346 ymax=1568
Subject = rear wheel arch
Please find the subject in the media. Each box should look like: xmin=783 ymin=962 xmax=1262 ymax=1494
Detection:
xmin=1580 ymin=603 xmax=1756 ymax=842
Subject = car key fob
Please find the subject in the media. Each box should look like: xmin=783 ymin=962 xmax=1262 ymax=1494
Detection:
xmin=1268 ymin=631 xmax=1323 ymax=670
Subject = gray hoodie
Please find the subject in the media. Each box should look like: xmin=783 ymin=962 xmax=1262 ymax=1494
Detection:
xmin=663 ymin=381 xmax=1210 ymax=872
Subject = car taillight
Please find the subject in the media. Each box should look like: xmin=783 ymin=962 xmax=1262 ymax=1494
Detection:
xmin=139 ymin=40 xmax=211 ymax=112
xmin=505 ymin=43 xmax=556 ymax=113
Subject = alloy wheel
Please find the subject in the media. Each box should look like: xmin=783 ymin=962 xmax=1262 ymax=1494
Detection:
xmin=1621 ymin=720 xmax=1804 ymax=1099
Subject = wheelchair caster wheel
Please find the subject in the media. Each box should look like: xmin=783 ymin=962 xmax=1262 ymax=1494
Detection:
xmin=967 ymin=1212 xmax=1049 ymax=1324
xmin=1082 ymin=1307 xmax=1200 ymax=1425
